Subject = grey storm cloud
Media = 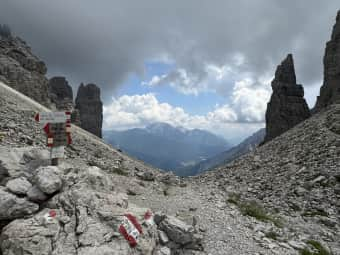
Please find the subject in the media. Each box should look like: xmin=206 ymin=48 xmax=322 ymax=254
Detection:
xmin=0 ymin=0 xmax=338 ymax=102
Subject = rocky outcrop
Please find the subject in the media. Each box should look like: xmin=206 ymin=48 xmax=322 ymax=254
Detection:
xmin=0 ymin=146 xmax=203 ymax=255
xmin=314 ymin=10 xmax=340 ymax=111
xmin=48 ymin=76 xmax=81 ymax=125
xmin=48 ymin=76 xmax=73 ymax=109
xmin=264 ymin=54 xmax=310 ymax=142
xmin=75 ymin=83 xmax=103 ymax=138
xmin=0 ymin=33 xmax=50 ymax=106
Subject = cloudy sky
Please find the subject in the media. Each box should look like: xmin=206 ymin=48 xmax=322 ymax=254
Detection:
xmin=0 ymin=1 xmax=339 ymax=143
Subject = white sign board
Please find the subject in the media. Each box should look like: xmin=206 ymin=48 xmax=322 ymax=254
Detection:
xmin=38 ymin=112 xmax=69 ymax=124
xmin=51 ymin=146 xmax=65 ymax=159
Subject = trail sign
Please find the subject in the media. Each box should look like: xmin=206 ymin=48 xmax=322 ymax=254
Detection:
xmin=35 ymin=111 xmax=72 ymax=166
xmin=35 ymin=112 xmax=70 ymax=124
xmin=50 ymin=123 xmax=68 ymax=146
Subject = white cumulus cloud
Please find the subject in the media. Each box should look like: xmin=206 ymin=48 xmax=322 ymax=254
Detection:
xmin=103 ymin=92 xmax=266 ymax=143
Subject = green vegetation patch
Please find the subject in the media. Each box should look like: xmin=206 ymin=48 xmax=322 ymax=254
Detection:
xmin=226 ymin=192 xmax=241 ymax=205
xmin=239 ymin=201 xmax=283 ymax=227
xmin=265 ymin=231 xmax=279 ymax=240
xmin=299 ymin=240 xmax=331 ymax=255
xmin=111 ymin=167 xmax=129 ymax=176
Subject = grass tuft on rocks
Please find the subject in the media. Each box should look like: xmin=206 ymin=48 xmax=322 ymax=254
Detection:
xmin=264 ymin=231 xmax=279 ymax=240
xmin=299 ymin=240 xmax=331 ymax=255
xmin=231 ymin=199 xmax=284 ymax=228
xmin=226 ymin=192 xmax=241 ymax=205
xmin=111 ymin=167 xmax=129 ymax=176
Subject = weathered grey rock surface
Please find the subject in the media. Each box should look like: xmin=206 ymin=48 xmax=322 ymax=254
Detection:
xmin=0 ymin=187 xmax=39 ymax=220
xmin=315 ymin=10 xmax=340 ymax=111
xmin=264 ymin=54 xmax=310 ymax=142
xmin=34 ymin=166 xmax=62 ymax=194
xmin=0 ymin=35 xmax=50 ymax=106
xmin=48 ymin=76 xmax=81 ymax=125
xmin=75 ymin=83 xmax=103 ymax=138
xmin=5 ymin=177 xmax=32 ymax=195
xmin=0 ymin=82 xmax=206 ymax=255
xmin=48 ymin=76 xmax=73 ymax=109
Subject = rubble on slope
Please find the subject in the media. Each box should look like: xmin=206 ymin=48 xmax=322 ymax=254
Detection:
xmin=199 ymin=103 xmax=340 ymax=255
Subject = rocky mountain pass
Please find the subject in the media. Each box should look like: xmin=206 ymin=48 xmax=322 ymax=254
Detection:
xmin=0 ymin=6 xmax=340 ymax=255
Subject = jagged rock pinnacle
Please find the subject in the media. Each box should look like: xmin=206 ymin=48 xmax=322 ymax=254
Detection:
xmin=75 ymin=83 xmax=103 ymax=138
xmin=314 ymin=10 xmax=340 ymax=111
xmin=264 ymin=54 xmax=310 ymax=143
xmin=273 ymin=53 xmax=296 ymax=85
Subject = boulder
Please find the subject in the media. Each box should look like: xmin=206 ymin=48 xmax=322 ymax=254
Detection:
xmin=0 ymin=187 xmax=38 ymax=220
xmin=82 ymin=166 xmax=112 ymax=191
xmin=138 ymin=171 xmax=155 ymax=181
xmin=159 ymin=215 xmax=196 ymax=245
xmin=75 ymin=83 xmax=103 ymax=138
xmin=5 ymin=177 xmax=32 ymax=195
xmin=157 ymin=247 xmax=171 ymax=255
xmin=0 ymin=146 xmax=50 ymax=181
xmin=27 ymin=185 xmax=48 ymax=202
xmin=314 ymin=10 xmax=340 ymax=111
xmin=264 ymin=54 xmax=310 ymax=142
xmin=34 ymin=166 xmax=63 ymax=194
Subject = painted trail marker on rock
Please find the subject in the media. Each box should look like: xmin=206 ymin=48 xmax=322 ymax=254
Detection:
xmin=35 ymin=111 xmax=72 ymax=165
xmin=119 ymin=214 xmax=143 ymax=247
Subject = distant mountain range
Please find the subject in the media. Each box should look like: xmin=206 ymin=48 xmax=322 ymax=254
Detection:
xmin=103 ymin=122 xmax=231 ymax=174
xmin=179 ymin=128 xmax=266 ymax=176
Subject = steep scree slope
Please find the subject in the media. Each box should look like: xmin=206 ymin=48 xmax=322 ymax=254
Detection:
xmin=199 ymin=103 xmax=340 ymax=254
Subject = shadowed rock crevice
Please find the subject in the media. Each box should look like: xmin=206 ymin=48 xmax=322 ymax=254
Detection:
xmin=264 ymin=54 xmax=310 ymax=143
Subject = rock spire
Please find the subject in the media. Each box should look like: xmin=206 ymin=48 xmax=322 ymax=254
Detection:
xmin=314 ymin=10 xmax=340 ymax=111
xmin=264 ymin=54 xmax=310 ymax=143
xmin=75 ymin=83 xmax=103 ymax=138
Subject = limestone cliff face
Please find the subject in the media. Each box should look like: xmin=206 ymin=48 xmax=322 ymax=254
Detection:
xmin=314 ymin=10 xmax=340 ymax=111
xmin=0 ymin=34 xmax=50 ymax=107
xmin=75 ymin=83 xmax=103 ymax=138
xmin=264 ymin=54 xmax=310 ymax=143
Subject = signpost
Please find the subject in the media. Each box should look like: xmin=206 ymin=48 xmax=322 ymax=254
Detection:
xmin=35 ymin=111 xmax=72 ymax=166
